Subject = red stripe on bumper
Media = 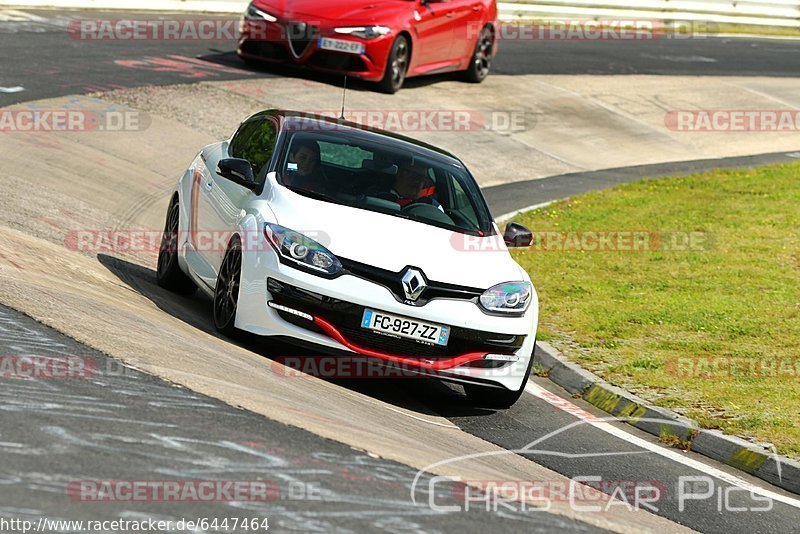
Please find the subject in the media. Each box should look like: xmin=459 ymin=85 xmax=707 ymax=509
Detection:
xmin=312 ymin=315 xmax=487 ymax=371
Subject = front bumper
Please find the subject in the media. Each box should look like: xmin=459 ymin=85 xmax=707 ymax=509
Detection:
xmin=237 ymin=18 xmax=392 ymax=81
xmin=235 ymin=246 xmax=538 ymax=391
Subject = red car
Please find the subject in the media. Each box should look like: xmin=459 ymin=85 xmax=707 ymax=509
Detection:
xmin=238 ymin=0 xmax=498 ymax=93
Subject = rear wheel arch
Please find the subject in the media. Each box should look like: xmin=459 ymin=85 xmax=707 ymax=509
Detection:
xmin=462 ymin=23 xmax=495 ymax=83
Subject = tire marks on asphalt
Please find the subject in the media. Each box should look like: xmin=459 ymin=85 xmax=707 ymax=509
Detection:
xmin=0 ymin=305 xmax=598 ymax=532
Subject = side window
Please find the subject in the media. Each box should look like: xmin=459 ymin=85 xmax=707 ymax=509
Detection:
xmin=450 ymin=175 xmax=479 ymax=228
xmin=229 ymin=118 xmax=278 ymax=179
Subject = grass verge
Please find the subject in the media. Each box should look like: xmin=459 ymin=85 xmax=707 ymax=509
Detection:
xmin=511 ymin=162 xmax=800 ymax=458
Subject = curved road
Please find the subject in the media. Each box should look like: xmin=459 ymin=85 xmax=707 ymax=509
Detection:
xmin=4 ymin=8 xmax=800 ymax=106
xmin=2 ymin=8 xmax=800 ymax=533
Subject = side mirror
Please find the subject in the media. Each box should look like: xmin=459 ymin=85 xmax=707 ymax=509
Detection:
xmin=503 ymin=222 xmax=533 ymax=247
xmin=218 ymin=158 xmax=257 ymax=190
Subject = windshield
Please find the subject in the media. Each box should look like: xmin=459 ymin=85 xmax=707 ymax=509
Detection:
xmin=278 ymin=130 xmax=494 ymax=236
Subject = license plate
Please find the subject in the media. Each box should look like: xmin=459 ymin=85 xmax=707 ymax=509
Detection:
xmin=318 ymin=37 xmax=365 ymax=55
xmin=361 ymin=309 xmax=451 ymax=347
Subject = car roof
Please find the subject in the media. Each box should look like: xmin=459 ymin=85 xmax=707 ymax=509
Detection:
xmin=247 ymin=109 xmax=462 ymax=162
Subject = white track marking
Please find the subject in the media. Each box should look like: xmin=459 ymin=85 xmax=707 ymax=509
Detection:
xmin=0 ymin=86 xmax=24 ymax=93
xmin=0 ymin=9 xmax=45 ymax=22
xmin=384 ymin=406 xmax=459 ymax=429
xmin=497 ymin=201 xmax=555 ymax=223
xmin=726 ymin=82 xmax=800 ymax=108
xmin=525 ymin=381 xmax=800 ymax=510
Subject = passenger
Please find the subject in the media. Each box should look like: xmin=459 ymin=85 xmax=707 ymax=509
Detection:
xmin=285 ymin=139 xmax=328 ymax=194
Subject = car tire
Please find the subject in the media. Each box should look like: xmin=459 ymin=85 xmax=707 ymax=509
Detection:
xmin=156 ymin=199 xmax=197 ymax=296
xmin=378 ymin=35 xmax=410 ymax=94
xmin=462 ymin=26 xmax=494 ymax=84
xmin=463 ymin=350 xmax=533 ymax=409
xmin=213 ymin=237 xmax=243 ymax=337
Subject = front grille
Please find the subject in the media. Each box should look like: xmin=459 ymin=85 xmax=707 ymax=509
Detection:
xmin=287 ymin=22 xmax=318 ymax=58
xmin=338 ymin=326 xmax=453 ymax=359
xmin=267 ymin=278 xmax=525 ymax=360
xmin=339 ymin=257 xmax=483 ymax=307
xmin=241 ymin=40 xmax=290 ymax=61
xmin=308 ymin=51 xmax=368 ymax=72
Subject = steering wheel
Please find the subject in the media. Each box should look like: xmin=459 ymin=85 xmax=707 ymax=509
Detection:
xmin=400 ymin=201 xmax=428 ymax=212
xmin=401 ymin=202 xmax=455 ymax=225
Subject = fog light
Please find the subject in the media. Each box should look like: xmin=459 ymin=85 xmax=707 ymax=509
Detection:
xmin=483 ymin=354 xmax=519 ymax=362
xmin=268 ymin=301 xmax=313 ymax=321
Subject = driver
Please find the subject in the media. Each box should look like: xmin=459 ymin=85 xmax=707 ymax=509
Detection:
xmin=391 ymin=161 xmax=443 ymax=211
xmin=285 ymin=139 xmax=328 ymax=194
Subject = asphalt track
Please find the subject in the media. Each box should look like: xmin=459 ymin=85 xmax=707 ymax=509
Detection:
xmin=0 ymin=303 xmax=600 ymax=533
xmin=4 ymin=9 xmax=800 ymax=107
xmin=486 ymin=150 xmax=800 ymax=217
xmin=2 ymin=8 xmax=800 ymax=533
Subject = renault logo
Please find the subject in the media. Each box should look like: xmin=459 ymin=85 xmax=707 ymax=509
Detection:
xmin=401 ymin=268 xmax=427 ymax=302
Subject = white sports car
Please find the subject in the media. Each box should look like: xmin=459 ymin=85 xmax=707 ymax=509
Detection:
xmin=157 ymin=110 xmax=538 ymax=407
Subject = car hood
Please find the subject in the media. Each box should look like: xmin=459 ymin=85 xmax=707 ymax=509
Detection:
xmin=269 ymin=188 xmax=527 ymax=289
xmin=253 ymin=0 xmax=411 ymax=24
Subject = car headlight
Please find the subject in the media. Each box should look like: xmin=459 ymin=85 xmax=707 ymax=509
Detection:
xmin=334 ymin=26 xmax=391 ymax=39
xmin=264 ymin=223 xmax=342 ymax=277
xmin=245 ymin=3 xmax=278 ymax=22
xmin=479 ymin=282 xmax=532 ymax=315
